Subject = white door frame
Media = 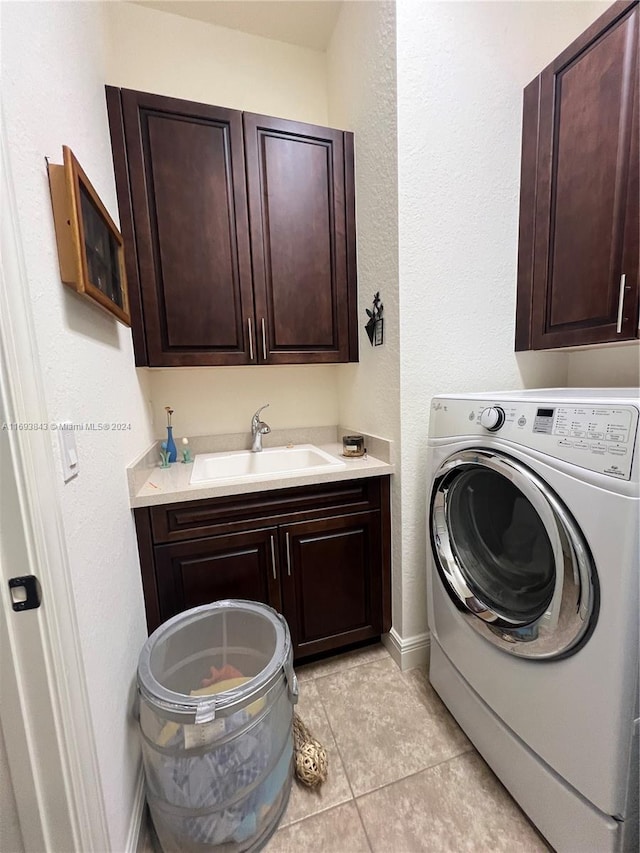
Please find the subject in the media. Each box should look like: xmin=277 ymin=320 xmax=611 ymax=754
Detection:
xmin=0 ymin=114 xmax=110 ymax=851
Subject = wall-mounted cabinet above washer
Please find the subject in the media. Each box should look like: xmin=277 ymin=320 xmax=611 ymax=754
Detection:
xmin=515 ymin=0 xmax=639 ymax=351
xmin=106 ymin=87 xmax=358 ymax=367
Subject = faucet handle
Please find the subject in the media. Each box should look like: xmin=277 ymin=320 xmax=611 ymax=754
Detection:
xmin=251 ymin=404 xmax=271 ymax=451
xmin=251 ymin=404 xmax=270 ymax=432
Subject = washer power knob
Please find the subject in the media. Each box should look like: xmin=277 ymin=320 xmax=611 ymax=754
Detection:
xmin=480 ymin=406 xmax=506 ymax=431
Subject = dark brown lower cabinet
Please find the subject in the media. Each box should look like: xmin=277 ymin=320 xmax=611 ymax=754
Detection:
xmin=154 ymin=528 xmax=282 ymax=617
xmin=134 ymin=477 xmax=391 ymax=661
xmin=280 ymin=512 xmax=382 ymax=659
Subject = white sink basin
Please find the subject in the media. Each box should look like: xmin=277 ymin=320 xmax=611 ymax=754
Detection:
xmin=190 ymin=444 xmax=346 ymax=485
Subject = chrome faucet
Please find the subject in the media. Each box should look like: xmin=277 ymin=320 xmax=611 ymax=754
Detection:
xmin=251 ymin=404 xmax=271 ymax=452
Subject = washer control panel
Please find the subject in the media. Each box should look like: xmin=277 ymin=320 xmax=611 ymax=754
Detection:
xmin=480 ymin=406 xmax=506 ymax=431
xmin=431 ymin=399 xmax=639 ymax=479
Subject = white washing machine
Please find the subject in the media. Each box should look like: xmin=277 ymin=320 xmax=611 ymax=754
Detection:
xmin=426 ymin=389 xmax=639 ymax=853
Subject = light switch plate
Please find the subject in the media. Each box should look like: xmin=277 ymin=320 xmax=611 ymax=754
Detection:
xmin=58 ymin=422 xmax=79 ymax=482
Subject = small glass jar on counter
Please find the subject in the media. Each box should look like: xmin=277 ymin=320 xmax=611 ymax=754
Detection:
xmin=342 ymin=435 xmax=365 ymax=457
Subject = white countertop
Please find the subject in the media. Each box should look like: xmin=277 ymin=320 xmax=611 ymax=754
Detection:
xmin=128 ymin=430 xmax=394 ymax=508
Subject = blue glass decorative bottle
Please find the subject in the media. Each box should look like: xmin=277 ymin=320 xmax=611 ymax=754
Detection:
xmin=165 ymin=425 xmax=177 ymax=462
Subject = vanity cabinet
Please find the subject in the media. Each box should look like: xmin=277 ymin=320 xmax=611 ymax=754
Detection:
xmin=106 ymin=87 xmax=358 ymax=367
xmin=134 ymin=477 xmax=391 ymax=661
xmin=515 ymin=0 xmax=639 ymax=350
xmin=154 ymin=528 xmax=283 ymax=616
xmin=280 ymin=512 xmax=383 ymax=658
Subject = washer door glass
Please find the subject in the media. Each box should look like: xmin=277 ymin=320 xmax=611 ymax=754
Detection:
xmin=430 ymin=449 xmax=597 ymax=659
xmin=447 ymin=467 xmax=555 ymax=624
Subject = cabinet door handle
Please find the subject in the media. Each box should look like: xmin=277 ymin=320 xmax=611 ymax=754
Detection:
xmin=285 ymin=531 xmax=291 ymax=576
xmin=261 ymin=317 xmax=267 ymax=361
xmin=247 ymin=318 xmax=255 ymax=360
xmin=616 ymin=274 xmax=626 ymax=334
xmin=270 ymin=534 xmax=276 ymax=580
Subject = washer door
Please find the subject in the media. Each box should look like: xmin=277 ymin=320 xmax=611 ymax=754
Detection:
xmin=430 ymin=449 xmax=597 ymax=659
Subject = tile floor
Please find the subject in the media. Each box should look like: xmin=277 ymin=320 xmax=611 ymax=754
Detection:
xmin=144 ymin=644 xmax=551 ymax=852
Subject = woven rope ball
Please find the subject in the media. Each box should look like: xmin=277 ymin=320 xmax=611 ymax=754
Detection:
xmin=293 ymin=713 xmax=328 ymax=788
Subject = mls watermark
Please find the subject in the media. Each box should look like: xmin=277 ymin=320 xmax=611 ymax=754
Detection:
xmin=2 ymin=422 xmax=132 ymax=432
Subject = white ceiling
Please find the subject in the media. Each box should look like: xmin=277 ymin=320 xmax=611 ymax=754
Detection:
xmin=133 ymin=1 xmax=344 ymax=51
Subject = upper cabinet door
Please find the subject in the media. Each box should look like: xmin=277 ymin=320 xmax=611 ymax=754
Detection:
xmin=516 ymin=1 xmax=639 ymax=350
xmin=117 ymin=89 xmax=255 ymax=366
xmin=107 ymin=89 xmax=359 ymax=366
xmin=244 ymin=113 xmax=357 ymax=363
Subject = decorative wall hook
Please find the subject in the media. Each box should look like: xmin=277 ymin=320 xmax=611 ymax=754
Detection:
xmin=365 ymin=291 xmax=384 ymax=346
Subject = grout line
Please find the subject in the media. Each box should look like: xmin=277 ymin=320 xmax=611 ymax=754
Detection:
xmin=278 ymin=779 xmax=351 ymax=830
xmin=298 ymin=645 xmax=391 ymax=684
xmin=352 ymin=794 xmax=375 ymax=853
xmin=274 ymin=799 xmax=368 ymax=844
xmin=288 ymin=653 xmax=546 ymax=850
xmin=295 ymin=645 xmax=473 ymax=843
xmin=308 ymin=647 xmax=473 ymax=802
xmin=309 ymin=659 xmax=385 ymax=807
xmin=313 ymin=673 xmax=358 ymax=802
xmin=353 ymin=747 xmax=476 ymax=802
xmin=279 ymin=678 xmax=356 ymax=832
xmin=400 ymin=667 xmax=475 ymax=756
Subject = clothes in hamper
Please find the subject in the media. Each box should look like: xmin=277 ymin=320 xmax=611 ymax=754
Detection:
xmin=148 ymin=707 xmax=289 ymax=847
xmin=180 ymin=738 xmax=293 ymax=846
xmin=156 ymin=677 xmax=265 ymax=748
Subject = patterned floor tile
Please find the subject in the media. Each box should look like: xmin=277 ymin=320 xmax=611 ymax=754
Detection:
xmin=280 ymin=679 xmax=352 ymax=827
xmin=357 ymin=751 xmax=550 ymax=853
xmin=295 ymin=643 xmax=390 ymax=683
xmin=266 ymin=801 xmax=371 ymax=852
xmin=315 ymin=656 xmax=471 ymax=796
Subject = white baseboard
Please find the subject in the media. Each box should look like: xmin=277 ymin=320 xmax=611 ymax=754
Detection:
xmin=382 ymin=628 xmax=431 ymax=671
xmin=127 ymin=764 xmax=147 ymax=853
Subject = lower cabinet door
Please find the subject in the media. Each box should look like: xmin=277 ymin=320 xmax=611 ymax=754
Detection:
xmin=280 ymin=511 xmax=382 ymax=659
xmin=154 ymin=527 xmax=282 ymax=623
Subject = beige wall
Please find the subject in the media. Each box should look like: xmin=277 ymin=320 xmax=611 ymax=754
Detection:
xmin=328 ymin=2 xmax=399 ymax=443
xmin=1 ymin=2 xmax=155 ymax=848
xmin=110 ymin=0 xmax=634 ymax=646
xmin=147 ymin=366 xmax=340 ymax=438
xmin=327 ymin=1 xmax=402 ymax=629
xmin=107 ymin=1 xmax=329 ymax=123
xmin=107 ymin=1 xmax=341 ymax=438
xmin=3 ymin=2 xmax=634 ymax=848
xmin=568 ymin=344 xmax=640 ymax=387
xmin=396 ymin=0 xmax=610 ymax=639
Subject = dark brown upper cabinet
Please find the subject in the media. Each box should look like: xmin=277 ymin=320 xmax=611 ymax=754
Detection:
xmin=244 ymin=113 xmax=356 ymax=363
xmin=106 ymin=88 xmax=357 ymax=367
xmin=516 ymin=1 xmax=639 ymax=351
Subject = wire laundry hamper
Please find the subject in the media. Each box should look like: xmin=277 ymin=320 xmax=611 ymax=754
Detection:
xmin=136 ymin=600 xmax=298 ymax=852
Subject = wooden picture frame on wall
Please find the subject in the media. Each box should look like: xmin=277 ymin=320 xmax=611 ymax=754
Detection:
xmin=48 ymin=145 xmax=131 ymax=326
